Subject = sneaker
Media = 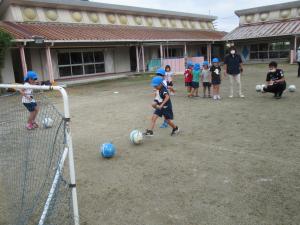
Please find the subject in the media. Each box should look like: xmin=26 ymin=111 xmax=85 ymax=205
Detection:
xmin=217 ymin=95 xmax=221 ymax=100
xmin=160 ymin=122 xmax=168 ymax=128
xmin=213 ymin=95 xmax=217 ymax=100
xmin=26 ymin=123 xmax=34 ymax=130
xmin=239 ymin=94 xmax=245 ymax=98
xmin=32 ymin=122 xmax=39 ymax=128
xmin=229 ymin=95 xmax=234 ymax=98
xmin=144 ymin=129 xmax=154 ymax=136
xmin=171 ymin=127 xmax=180 ymax=136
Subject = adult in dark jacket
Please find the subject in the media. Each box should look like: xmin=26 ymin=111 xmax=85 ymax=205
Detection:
xmin=224 ymin=46 xmax=244 ymax=98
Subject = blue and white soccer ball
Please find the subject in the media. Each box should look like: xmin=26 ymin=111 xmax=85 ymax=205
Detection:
xmin=129 ymin=130 xmax=143 ymax=145
xmin=42 ymin=117 xmax=53 ymax=128
xmin=288 ymin=85 xmax=296 ymax=92
xmin=100 ymin=143 xmax=116 ymax=158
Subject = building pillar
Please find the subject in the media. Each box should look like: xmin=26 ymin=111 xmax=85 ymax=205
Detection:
xmin=293 ymin=36 xmax=297 ymax=64
xmin=136 ymin=45 xmax=140 ymax=73
xmin=207 ymin=43 xmax=212 ymax=64
xmin=46 ymin=46 xmax=55 ymax=83
xmin=160 ymin=44 xmax=163 ymax=66
xmin=141 ymin=45 xmax=145 ymax=73
xmin=184 ymin=43 xmax=187 ymax=57
xmin=19 ymin=45 xmax=27 ymax=77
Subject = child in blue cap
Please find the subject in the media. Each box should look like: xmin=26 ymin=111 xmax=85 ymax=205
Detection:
xmin=155 ymin=68 xmax=169 ymax=129
xmin=201 ymin=61 xmax=211 ymax=98
xmin=145 ymin=76 xmax=179 ymax=136
xmin=189 ymin=63 xmax=201 ymax=97
xmin=20 ymin=71 xmax=39 ymax=130
xmin=210 ymin=58 xmax=222 ymax=100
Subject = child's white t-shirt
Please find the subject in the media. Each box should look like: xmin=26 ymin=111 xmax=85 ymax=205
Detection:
xmin=202 ymin=69 xmax=211 ymax=83
xmin=165 ymin=71 xmax=174 ymax=82
xmin=22 ymin=82 xmax=35 ymax=103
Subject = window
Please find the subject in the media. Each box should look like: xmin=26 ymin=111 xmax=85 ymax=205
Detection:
xmin=57 ymin=51 xmax=105 ymax=77
xmin=249 ymin=41 xmax=290 ymax=60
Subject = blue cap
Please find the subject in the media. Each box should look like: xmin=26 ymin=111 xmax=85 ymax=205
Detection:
xmin=156 ymin=68 xmax=166 ymax=76
xmin=203 ymin=61 xmax=209 ymax=66
xmin=24 ymin=71 xmax=38 ymax=81
xmin=212 ymin=58 xmax=219 ymax=63
xmin=187 ymin=61 xmax=194 ymax=68
xmin=151 ymin=76 xmax=163 ymax=87
xmin=194 ymin=63 xmax=200 ymax=71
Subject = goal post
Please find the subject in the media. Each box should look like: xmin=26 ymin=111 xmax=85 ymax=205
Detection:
xmin=0 ymin=84 xmax=79 ymax=225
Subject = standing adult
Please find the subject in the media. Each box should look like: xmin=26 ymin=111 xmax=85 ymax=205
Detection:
xmin=297 ymin=46 xmax=300 ymax=78
xmin=224 ymin=46 xmax=245 ymax=98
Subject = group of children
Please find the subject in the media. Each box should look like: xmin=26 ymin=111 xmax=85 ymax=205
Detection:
xmin=185 ymin=59 xmax=222 ymax=100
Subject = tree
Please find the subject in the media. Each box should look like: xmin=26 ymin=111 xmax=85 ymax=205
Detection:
xmin=0 ymin=30 xmax=13 ymax=88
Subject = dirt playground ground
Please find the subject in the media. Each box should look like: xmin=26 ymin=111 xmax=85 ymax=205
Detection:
xmin=2 ymin=63 xmax=300 ymax=225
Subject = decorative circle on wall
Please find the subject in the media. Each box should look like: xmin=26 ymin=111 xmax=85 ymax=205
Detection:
xmin=200 ymin=22 xmax=207 ymax=29
xmin=160 ymin=18 xmax=168 ymax=27
xmin=208 ymin=22 xmax=214 ymax=30
xmin=119 ymin=15 xmax=128 ymax=25
xmin=245 ymin=15 xmax=253 ymax=23
xmin=146 ymin=17 xmax=153 ymax=26
xmin=190 ymin=21 xmax=196 ymax=29
xmin=23 ymin=7 xmax=37 ymax=20
xmin=181 ymin=20 xmax=188 ymax=28
xmin=45 ymin=9 xmax=58 ymax=21
xmin=71 ymin=11 xmax=82 ymax=22
xmin=170 ymin=19 xmax=177 ymax=28
xmin=107 ymin=14 xmax=116 ymax=24
xmin=134 ymin=16 xmax=143 ymax=25
xmin=88 ymin=13 xmax=99 ymax=23
xmin=280 ymin=10 xmax=291 ymax=19
xmin=260 ymin=13 xmax=269 ymax=21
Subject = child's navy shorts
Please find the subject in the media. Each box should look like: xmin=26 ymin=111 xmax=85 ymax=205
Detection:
xmin=167 ymin=81 xmax=173 ymax=87
xmin=154 ymin=107 xmax=173 ymax=120
xmin=185 ymin=82 xmax=192 ymax=87
xmin=212 ymin=79 xmax=221 ymax=85
xmin=203 ymin=82 xmax=211 ymax=87
xmin=23 ymin=102 xmax=37 ymax=112
xmin=191 ymin=82 xmax=199 ymax=89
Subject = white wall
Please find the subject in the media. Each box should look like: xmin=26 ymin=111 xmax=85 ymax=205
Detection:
xmin=113 ymin=47 xmax=130 ymax=73
xmin=1 ymin=50 xmax=15 ymax=83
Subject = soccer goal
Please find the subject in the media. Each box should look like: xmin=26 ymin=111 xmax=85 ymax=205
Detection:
xmin=0 ymin=84 xmax=79 ymax=225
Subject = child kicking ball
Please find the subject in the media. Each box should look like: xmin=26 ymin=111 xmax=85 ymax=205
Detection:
xmin=145 ymin=76 xmax=179 ymax=136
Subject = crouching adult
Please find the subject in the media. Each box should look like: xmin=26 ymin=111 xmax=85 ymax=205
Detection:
xmin=262 ymin=61 xmax=286 ymax=99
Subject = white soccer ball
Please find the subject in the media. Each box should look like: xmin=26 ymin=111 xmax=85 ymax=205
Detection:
xmin=288 ymin=85 xmax=296 ymax=92
xmin=42 ymin=117 xmax=54 ymax=128
xmin=255 ymin=85 xmax=262 ymax=92
xmin=130 ymin=130 xmax=143 ymax=145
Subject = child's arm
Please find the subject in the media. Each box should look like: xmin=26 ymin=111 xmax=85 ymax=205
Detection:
xmin=157 ymin=93 xmax=170 ymax=109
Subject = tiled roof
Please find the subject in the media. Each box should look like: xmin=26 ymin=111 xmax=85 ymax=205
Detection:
xmin=0 ymin=21 xmax=226 ymax=42
xmin=224 ymin=20 xmax=300 ymax=41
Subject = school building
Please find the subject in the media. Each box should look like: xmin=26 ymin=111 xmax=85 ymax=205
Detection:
xmin=0 ymin=0 xmax=226 ymax=84
xmin=224 ymin=1 xmax=300 ymax=64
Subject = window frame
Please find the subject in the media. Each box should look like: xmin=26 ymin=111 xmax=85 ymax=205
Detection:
xmin=249 ymin=41 xmax=290 ymax=60
xmin=57 ymin=50 xmax=105 ymax=78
